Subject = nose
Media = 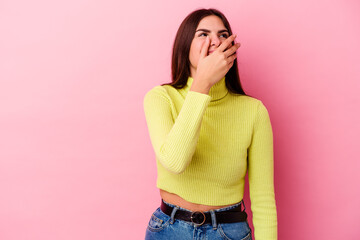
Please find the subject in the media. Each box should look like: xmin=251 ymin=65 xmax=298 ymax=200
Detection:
xmin=210 ymin=35 xmax=221 ymax=47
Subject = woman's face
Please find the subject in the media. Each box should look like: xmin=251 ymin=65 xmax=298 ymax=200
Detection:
xmin=189 ymin=15 xmax=230 ymax=77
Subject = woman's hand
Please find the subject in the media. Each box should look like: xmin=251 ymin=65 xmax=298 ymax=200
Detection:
xmin=192 ymin=34 xmax=240 ymax=92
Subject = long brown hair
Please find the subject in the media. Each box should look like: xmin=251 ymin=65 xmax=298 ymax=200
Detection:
xmin=162 ymin=8 xmax=248 ymax=96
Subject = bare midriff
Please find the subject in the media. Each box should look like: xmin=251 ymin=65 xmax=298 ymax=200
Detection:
xmin=160 ymin=189 xmax=236 ymax=212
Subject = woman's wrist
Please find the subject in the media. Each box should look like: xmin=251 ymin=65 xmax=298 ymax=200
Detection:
xmin=190 ymin=78 xmax=211 ymax=95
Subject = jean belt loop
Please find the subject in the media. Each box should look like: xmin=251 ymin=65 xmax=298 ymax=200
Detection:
xmin=209 ymin=210 xmax=217 ymax=229
xmin=170 ymin=206 xmax=179 ymax=224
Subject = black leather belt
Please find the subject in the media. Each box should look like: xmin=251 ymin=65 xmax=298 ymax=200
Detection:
xmin=160 ymin=199 xmax=247 ymax=226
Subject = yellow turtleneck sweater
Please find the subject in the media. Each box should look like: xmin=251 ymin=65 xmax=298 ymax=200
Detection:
xmin=143 ymin=76 xmax=277 ymax=239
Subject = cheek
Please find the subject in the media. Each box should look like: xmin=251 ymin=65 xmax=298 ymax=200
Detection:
xmin=189 ymin=41 xmax=205 ymax=64
xmin=195 ymin=41 xmax=205 ymax=52
xmin=191 ymin=40 xmax=205 ymax=54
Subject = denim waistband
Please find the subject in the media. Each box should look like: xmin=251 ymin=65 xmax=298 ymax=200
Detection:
xmin=161 ymin=199 xmax=246 ymax=213
xmin=161 ymin=199 xmax=247 ymax=229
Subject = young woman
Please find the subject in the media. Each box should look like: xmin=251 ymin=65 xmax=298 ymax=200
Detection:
xmin=143 ymin=8 xmax=277 ymax=240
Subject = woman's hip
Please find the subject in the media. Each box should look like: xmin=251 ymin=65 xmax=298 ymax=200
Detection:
xmin=145 ymin=199 xmax=252 ymax=240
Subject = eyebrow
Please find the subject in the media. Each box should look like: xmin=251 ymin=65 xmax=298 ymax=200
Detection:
xmin=195 ymin=29 xmax=229 ymax=34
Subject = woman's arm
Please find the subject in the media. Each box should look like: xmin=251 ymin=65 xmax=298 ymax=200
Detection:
xmin=143 ymin=87 xmax=211 ymax=174
xmin=248 ymin=101 xmax=278 ymax=240
xmin=143 ymin=35 xmax=238 ymax=175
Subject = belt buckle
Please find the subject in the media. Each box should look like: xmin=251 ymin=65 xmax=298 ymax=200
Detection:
xmin=190 ymin=211 xmax=206 ymax=226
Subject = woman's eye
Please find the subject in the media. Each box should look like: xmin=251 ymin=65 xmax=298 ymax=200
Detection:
xmin=197 ymin=33 xmax=228 ymax=38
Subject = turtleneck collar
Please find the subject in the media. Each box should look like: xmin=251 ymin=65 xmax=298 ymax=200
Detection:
xmin=185 ymin=76 xmax=228 ymax=101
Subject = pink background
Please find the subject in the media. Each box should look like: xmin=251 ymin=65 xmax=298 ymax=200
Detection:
xmin=1 ymin=0 xmax=359 ymax=239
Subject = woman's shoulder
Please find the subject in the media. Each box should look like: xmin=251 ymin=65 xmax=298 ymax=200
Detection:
xmin=228 ymin=93 xmax=270 ymax=116
xmin=143 ymin=84 xmax=181 ymax=106
xmin=144 ymin=84 xmax=167 ymax=95
xmin=229 ymin=92 xmax=263 ymax=105
xmin=144 ymin=83 xmax=186 ymax=100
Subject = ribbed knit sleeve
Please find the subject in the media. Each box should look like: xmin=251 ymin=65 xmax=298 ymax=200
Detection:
xmin=143 ymin=87 xmax=211 ymax=174
xmin=248 ymin=101 xmax=278 ymax=240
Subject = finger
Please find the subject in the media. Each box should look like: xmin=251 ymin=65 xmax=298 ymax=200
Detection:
xmin=224 ymin=43 xmax=240 ymax=58
xmin=227 ymin=53 xmax=237 ymax=66
xmin=199 ymin=36 xmax=210 ymax=60
xmin=217 ymin=34 xmax=236 ymax=52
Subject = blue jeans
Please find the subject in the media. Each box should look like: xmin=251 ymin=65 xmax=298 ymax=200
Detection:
xmin=145 ymin=199 xmax=252 ymax=240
